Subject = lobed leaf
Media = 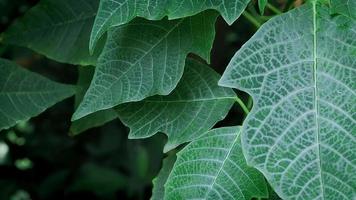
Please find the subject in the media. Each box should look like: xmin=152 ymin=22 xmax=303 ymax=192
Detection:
xmin=220 ymin=2 xmax=356 ymax=199
xmin=116 ymin=59 xmax=236 ymax=152
xmin=90 ymin=0 xmax=250 ymax=51
xmin=165 ymin=127 xmax=268 ymax=200
xmin=1 ymin=0 xmax=105 ymax=66
xmin=73 ymin=11 xmax=218 ymax=120
xmin=0 ymin=58 xmax=76 ymax=131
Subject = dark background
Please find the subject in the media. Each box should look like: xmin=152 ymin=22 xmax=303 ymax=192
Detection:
xmin=0 ymin=0 xmax=296 ymax=199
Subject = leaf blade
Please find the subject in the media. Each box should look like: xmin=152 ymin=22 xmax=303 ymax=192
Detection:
xmin=0 ymin=58 xmax=76 ymax=131
xmin=1 ymin=0 xmax=104 ymax=65
xmin=164 ymin=127 xmax=268 ymax=200
xmin=220 ymin=3 xmax=356 ymax=199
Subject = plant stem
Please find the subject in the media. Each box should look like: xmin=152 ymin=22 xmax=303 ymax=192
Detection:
xmin=235 ymin=97 xmax=250 ymax=116
xmin=242 ymin=11 xmax=261 ymax=28
xmin=266 ymin=3 xmax=282 ymax=15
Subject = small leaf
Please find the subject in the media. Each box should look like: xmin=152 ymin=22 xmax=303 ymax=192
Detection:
xmin=90 ymin=0 xmax=250 ymax=51
xmin=151 ymin=155 xmax=176 ymax=200
xmin=70 ymin=67 xmax=117 ymax=135
xmin=258 ymin=0 xmax=268 ymax=15
xmin=73 ymin=12 xmax=218 ymax=120
xmin=0 ymin=58 xmax=75 ymax=131
xmin=165 ymin=127 xmax=268 ymax=200
xmin=1 ymin=0 xmax=105 ymax=65
xmin=116 ymin=59 xmax=236 ymax=152
xmin=220 ymin=3 xmax=356 ymax=199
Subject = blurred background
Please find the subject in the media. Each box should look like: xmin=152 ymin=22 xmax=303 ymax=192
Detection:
xmin=0 ymin=0 xmax=297 ymax=199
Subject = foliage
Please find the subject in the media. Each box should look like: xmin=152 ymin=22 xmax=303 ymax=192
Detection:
xmin=0 ymin=0 xmax=354 ymax=199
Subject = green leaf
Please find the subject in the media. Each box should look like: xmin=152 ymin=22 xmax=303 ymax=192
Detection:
xmin=165 ymin=127 xmax=268 ymax=200
xmin=330 ymin=0 xmax=356 ymax=20
xmin=151 ymin=155 xmax=176 ymax=200
xmin=219 ymin=3 xmax=356 ymax=199
xmin=116 ymin=59 xmax=236 ymax=152
xmin=258 ymin=0 xmax=268 ymax=15
xmin=0 ymin=0 xmax=105 ymax=66
xmin=70 ymin=66 xmax=117 ymax=135
xmin=0 ymin=58 xmax=76 ymax=131
xmin=89 ymin=0 xmax=250 ymax=51
xmin=73 ymin=12 xmax=218 ymax=120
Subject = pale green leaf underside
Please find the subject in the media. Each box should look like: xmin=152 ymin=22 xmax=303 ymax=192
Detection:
xmin=220 ymin=3 xmax=356 ymax=200
xmin=165 ymin=127 xmax=268 ymax=200
xmin=90 ymin=0 xmax=249 ymax=51
xmin=1 ymin=0 xmax=104 ymax=66
xmin=73 ymin=12 xmax=217 ymax=120
xmin=151 ymin=155 xmax=176 ymax=200
xmin=0 ymin=58 xmax=76 ymax=131
xmin=116 ymin=59 xmax=236 ymax=152
xmin=70 ymin=67 xmax=117 ymax=135
xmin=330 ymin=0 xmax=356 ymax=20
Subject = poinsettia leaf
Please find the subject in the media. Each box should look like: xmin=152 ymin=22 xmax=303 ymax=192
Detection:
xmin=330 ymin=0 xmax=356 ymax=20
xmin=0 ymin=0 xmax=105 ymax=66
xmin=0 ymin=58 xmax=76 ymax=131
xmin=116 ymin=59 xmax=236 ymax=152
xmin=73 ymin=12 xmax=218 ymax=120
xmin=165 ymin=127 xmax=268 ymax=200
xmin=219 ymin=3 xmax=356 ymax=199
xmin=70 ymin=67 xmax=117 ymax=135
xmin=151 ymin=155 xmax=176 ymax=200
xmin=89 ymin=0 xmax=250 ymax=51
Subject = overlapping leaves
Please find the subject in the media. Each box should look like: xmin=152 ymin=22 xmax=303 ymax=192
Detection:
xmin=219 ymin=2 xmax=356 ymax=199
xmin=116 ymin=59 xmax=236 ymax=152
xmin=73 ymin=12 xmax=218 ymax=120
xmin=90 ymin=0 xmax=250 ymax=51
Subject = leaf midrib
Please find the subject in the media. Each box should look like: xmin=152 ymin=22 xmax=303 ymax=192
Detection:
xmin=312 ymin=1 xmax=325 ymax=199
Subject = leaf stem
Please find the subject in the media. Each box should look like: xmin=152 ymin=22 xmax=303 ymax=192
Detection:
xmin=235 ymin=96 xmax=250 ymax=116
xmin=242 ymin=11 xmax=261 ymax=28
xmin=266 ymin=3 xmax=282 ymax=15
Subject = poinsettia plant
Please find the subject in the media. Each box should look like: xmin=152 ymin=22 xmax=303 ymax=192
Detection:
xmin=0 ymin=0 xmax=355 ymax=199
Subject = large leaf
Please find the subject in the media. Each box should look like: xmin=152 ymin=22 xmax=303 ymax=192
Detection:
xmin=70 ymin=66 xmax=117 ymax=135
xmin=116 ymin=59 xmax=236 ymax=152
xmin=73 ymin=12 xmax=218 ymax=120
xmin=330 ymin=0 xmax=356 ymax=20
xmin=151 ymin=155 xmax=176 ymax=200
xmin=219 ymin=2 xmax=356 ymax=199
xmin=165 ymin=127 xmax=268 ymax=200
xmin=0 ymin=58 xmax=76 ymax=131
xmin=89 ymin=0 xmax=250 ymax=51
xmin=0 ymin=0 xmax=104 ymax=65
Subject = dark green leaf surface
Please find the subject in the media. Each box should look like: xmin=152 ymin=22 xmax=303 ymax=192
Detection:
xmin=116 ymin=59 xmax=236 ymax=152
xmin=0 ymin=58 xmax=76 ymax=131
xmin=330 ymin=0 xmax=356 ymax=20
xmin=165 ymin=127 xmax=268 ymax=200
xmin=73 ymin=12 xmax=218 ymax=120
xmin=151 ymin=155 xmax=176 ymax=200
xmin=1 ymin=0 xmax=104 ymax=65
xmin=220 ymin=3 xmax=356 ymax=199
xmin=70 ymin=66 xmax=117 ymax=135
xmin=258 ymin=0 xmax=268 ymax=15
xmin=90 ymin=0 xmax=250 ymax=51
